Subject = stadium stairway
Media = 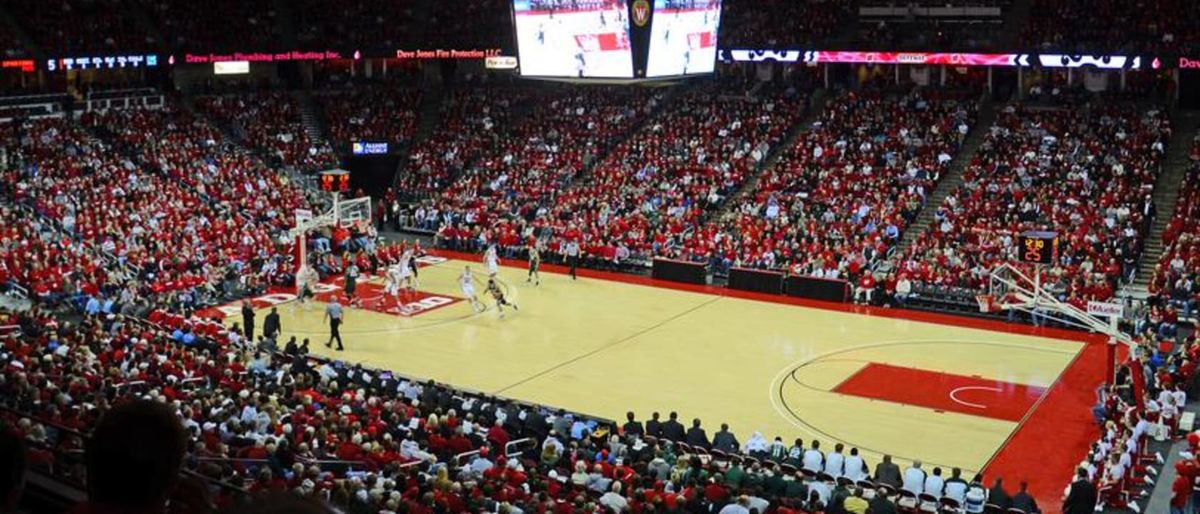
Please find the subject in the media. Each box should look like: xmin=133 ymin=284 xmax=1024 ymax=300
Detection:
xmin=411 ymin=85 xmax=445 ymax=143
xmin=293 ymin=89 xmax=330 ymax=145
xmin=391 ymin=86 xmax=447 ymax=189
xmin=893 ymin=96 xmax=997 ymax=255
xmin=709 ymin=87 xmax=831 ymax=221
xmin=565 ymin=81 xmax=692 ymax=188
xmin=1129 ymin=111 xmax=1200 ymax=295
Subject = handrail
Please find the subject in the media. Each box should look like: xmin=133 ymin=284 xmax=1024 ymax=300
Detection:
xmin=196 ymin=455 xmax=372 ymax=467
xmin=454 ymin=437 xmax=536 ymax=467
xmin=112 ymin=380 xmax=148 ymax=390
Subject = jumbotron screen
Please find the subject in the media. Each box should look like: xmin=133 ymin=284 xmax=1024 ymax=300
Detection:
xmin=512 ymin=0 xmax=634 ymax=78
xmin=646 ymin=0 xmax=721 ymax=77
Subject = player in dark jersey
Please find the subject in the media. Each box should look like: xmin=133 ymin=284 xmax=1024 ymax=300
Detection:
xmin=344 ymin=262 xmax=360 ymax=307
xmin=527 ymin=243 xmax=541 ymax=285
xmin=486 ymin=278 xmax=518 ymax=318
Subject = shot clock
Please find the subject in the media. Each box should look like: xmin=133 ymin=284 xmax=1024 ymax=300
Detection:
xmin=1018 ymin=231 xmax=1059 ymax=264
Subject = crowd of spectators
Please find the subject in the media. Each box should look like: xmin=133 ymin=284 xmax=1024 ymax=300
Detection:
xmin=684 ymin=88 xmax=976 ymax=279
xmin=1149 ymin=134 xmax=1200 ymax=321
xmin=436 ymin=77 xmax=807 ymax=268
xmin=316 ymin=84 xmax=422 ymax=147
xmin=427 ymin=0 xmax=515 ymax=51
xmin=0 ymin=26 xmax=27 ymax=59
xmin=397 ymin=85 xmax=536 ymax=198
xmin=84 ymin=103 xmax=310 ymax=247
xmin=1021 ymin=0 xmax=1200 ymax=54
xmin=895 ymin=103 xmax=1170 ymax=306
xmin=425 ymin=85 xmax=661 ymax=250
xmin=4 ymin=0 xmax=156 ymax=55
xmin=198 ymin=92 xmax=340 ymax=172
xmin=134 ymin=0 xmax=281 ymax=52
xmin=1080 ymin=346 xmax=1194 ymax=512
xmin=3 ymin=306 xmax=1060 ymax=514
xmin=0 ymin=201 xmax=107 ymax=301
xmin=0 ymin=108 xmax=310 ymax=306
xmin=293 ymin=0 xmax=417 ymax=54
xmin=718 ymin=0 xmax=855 ymax=48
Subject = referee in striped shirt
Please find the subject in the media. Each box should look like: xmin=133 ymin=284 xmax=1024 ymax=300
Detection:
xmin=323 ymin=299 xmax=345 ymax=351
xmin=564 ymin=240 xmax=580 ymax=280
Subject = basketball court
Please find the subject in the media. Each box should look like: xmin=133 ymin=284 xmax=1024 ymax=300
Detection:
xmin=220 ymin=249 xmax=1109 ymax=507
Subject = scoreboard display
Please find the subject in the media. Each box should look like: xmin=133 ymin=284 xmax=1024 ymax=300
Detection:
xmin=1018 ymin=231 xmax=1059 ymax=264
xmin=512 ymin=0 xmax=634 ymax=78
xmin=511 ymin=0 xmax=722 ymax=79
xmin=646 ymin=0 xmax=721 ymax=77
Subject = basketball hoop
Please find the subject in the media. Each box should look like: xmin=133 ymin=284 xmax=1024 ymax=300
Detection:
xmin=975 ymin=294 xmax=997 ymax=313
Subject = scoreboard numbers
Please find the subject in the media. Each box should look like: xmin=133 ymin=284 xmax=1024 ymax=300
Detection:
xmin=1018 ymin=231 xmax=1058 ymax=264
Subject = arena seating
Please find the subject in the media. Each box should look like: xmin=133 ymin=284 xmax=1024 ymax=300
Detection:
xmin=316 ymin=83 xmax=422 ymax=147
xmin=0 ymin=202 xmax=106 ymax=302
xmin=427 ymin=0 xmax=514 ymax=50
xmin=396 ymin=85 xmax=537 ymax=199
xmin=1 ymin=308 xmax=1028 ymax=514
xmin=197 ymin=92 xmax=340 ymax=172
xmin=0 ymin=28 xmax=26 ymax=59
xmin=0 ymin=109 xmax=310 ymax=300
xmin=719 ymin=0 xmax=855 ymax=48
xmin=135 ymin=0 xmax=281 ymax=52
xmin=896 ymin=103 xmax=1171 ymax=304
xmin=292 ymin=0 xmax=416 ymax=53
xmin=424 ymin=85 xmax=661 ymax=254
xmin=441 ymin=77 xmax=809 ymax=268
xmin=83 ymin=105 xmax=311 ymax=238
xmin=1022 ymin=0 xmax=1200 ymax=54
xmin=3 ymin=0 xmax=155 ymax=55
xmin=0 ymin=117 xmax=216 ymax=295
xmin=1150 ymin=134 xmax=1200 ymax=319
xmin=684 ymin=89 xmax=977 ymax=278
xmin=1083 ymin=361 xmax=1189 ymax=511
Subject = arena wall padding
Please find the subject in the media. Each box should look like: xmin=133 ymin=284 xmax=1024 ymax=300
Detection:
xmin=651 ymin=258 xmax=707 ymax=285
xmin=727 ymin=267 xmax=784 ymax=295
xmin=785 ymin=275 xmax=850 ymax=303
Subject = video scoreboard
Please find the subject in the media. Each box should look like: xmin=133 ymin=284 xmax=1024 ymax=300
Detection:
xmin=511 ymin=0 xmax=722 ymax=79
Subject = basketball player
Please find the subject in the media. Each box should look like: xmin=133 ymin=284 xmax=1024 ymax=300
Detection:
xmin=398 ymin=249 xmax=416 ymax=291
xmin=484 ymin=244 xmax=500 ymax=278
xmin=486 ymin=278 xmax=518 ymax=318
xmin=527 ymin=243 xmax=541 ymax=285
xmin=344 ymin=261 xmax=360 ymax=307
xmin=407 ymin=246 xmax=420 ymax=287
xmin=296 ymin=265 xmax=319 ymax=311
xmin=460 ymin=266 xmax=485 ymax=312
xmin=383 ymin=262 xmax=403 ymax=310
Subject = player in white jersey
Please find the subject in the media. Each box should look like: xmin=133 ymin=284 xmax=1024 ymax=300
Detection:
xmin=295 ymin=265 xmax=319 ymax=311
xmin=384 ymin=263 xmax=403 ymax=305
xmin=398 ymin=250 xmax=416 ymax=291
xmin=484 ymin=245 xmax=500 ymax=277
xmin=460 ymin=266 xmax=484 ymax=312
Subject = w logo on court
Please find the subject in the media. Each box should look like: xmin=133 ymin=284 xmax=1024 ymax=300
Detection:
xmin=632 ymin=0 xmax=650 ymax=27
